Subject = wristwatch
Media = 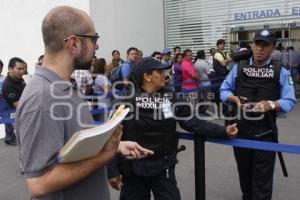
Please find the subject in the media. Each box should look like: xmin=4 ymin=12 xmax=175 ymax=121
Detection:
xmin=267 ymin=100 xmax=276 ymax=110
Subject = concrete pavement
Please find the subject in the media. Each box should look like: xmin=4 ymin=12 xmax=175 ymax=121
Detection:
xmin=1 ymin=104 xmax=300 ymax=200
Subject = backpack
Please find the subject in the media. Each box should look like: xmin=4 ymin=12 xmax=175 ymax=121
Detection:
xmin=110 ymin=65 xmax=123 ymax=84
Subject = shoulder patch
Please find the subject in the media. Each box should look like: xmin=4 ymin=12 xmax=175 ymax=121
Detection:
xmin=288 ymin=75 xmax=294 ymax=85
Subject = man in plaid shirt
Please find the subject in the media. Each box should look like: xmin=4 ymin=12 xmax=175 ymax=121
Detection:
xmin=71 ymin=69 xmax=93 ymax=95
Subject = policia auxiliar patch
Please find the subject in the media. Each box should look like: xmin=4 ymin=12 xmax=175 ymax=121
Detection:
xmin=288 ymin=75 xmax=294 ymax=85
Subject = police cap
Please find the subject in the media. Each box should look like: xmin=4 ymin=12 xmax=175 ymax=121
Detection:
xmin=132 ymin=57 xmax=172 ymax=80
xmin=253 ymin=29 xmax=277 ymax=45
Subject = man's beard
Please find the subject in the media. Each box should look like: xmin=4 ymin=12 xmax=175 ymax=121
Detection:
xmin=74 ymin=57 xmax=92 ymax=70
xmin=73 ymin=48 xmax=94 ymax=70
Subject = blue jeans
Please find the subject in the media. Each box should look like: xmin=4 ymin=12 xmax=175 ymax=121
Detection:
xmin=0 ymin=99 xmax=15 ymax=142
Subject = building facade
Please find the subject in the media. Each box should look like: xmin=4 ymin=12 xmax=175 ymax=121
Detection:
xmin=165 ymin=0 xmax=300 ymax=53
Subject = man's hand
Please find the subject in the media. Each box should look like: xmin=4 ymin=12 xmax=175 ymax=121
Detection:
xmin=118 ymin=141 xmax=154 ymax=160
xmin=226 ymin=123 xmax=238 ymax=138
xmin=228 ymin=95 xmax=242 ymax=107
xmin=228 ymin=95 xmax=252 ymax=110
xmin=100 ymin=125 xmax=123 ymax=159
xmin=109 ymin=176 xmax=122 ymax=191
xmin=252 ymin=100 xmax=271 ymax=113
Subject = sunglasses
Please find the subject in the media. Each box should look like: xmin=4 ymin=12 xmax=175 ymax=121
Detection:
xmin=64 ymin=33 xmax=99 ymax=44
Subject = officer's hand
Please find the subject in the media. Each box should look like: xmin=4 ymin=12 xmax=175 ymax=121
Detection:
xmin=228 ymin=95 xmax=251 ymax=110
xmin=226 ymin=123 xmax=238 ymax=138
xmin=253 ymin=100 xmax=270 ymax=112
xmin=109 ymin=176 xmax=122 ymax=191
xmin=228 ymin=95 xmax=242 ymax=107
xmin=118 ymin=141 xmax=154 ymax=160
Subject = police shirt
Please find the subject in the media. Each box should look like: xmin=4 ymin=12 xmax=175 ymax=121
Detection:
xmin=220 ymin=57 xmax=296 ymax=115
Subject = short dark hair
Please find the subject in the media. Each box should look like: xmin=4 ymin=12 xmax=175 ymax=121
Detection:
xmin=0 ymin=59 xmax=3 ymax=67
xmin=216 ymin=39 xmax=225 ymax=46
xmin=94 ymin=58 xmax=106 ymax=74
xmin=183 ymin=49 xmax=192 ymax=57
xmin=195 ymin=50 xmax=205 ymax=61
xmin=173 ymin=46 xmax=181 ymax=52
xmin=127 ymin=47 xmax=138 ymax=55
xmin=8 ymin=57 xmax=25 ymax=69
xmin=112 ymin=50 xmax=120 ymax=56
xmin=151 ymin=51 xmax=161 ymax=57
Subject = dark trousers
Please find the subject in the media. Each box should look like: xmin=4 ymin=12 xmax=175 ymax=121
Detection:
xmin=0 ymin=100 xmax=15 ymax=143
xmin=121 ymin=167 xmax=181 ymax=200
xmin=233 ymin=135 xmax=276 ymax=200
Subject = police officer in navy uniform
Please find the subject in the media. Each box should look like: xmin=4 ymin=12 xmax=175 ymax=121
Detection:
xmin=220 ymin=30 xmax=296 ymax=200
xmin=108 ymin=57 xmax=238 ymax=200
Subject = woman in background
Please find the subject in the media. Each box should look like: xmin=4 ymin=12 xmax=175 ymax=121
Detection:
xmin=173 ymin=53 xmax=183 ymax=92
xmin=93 ymin=58 xmax=112 ymax=122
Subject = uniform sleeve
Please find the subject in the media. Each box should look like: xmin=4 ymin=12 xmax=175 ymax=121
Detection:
xmin=174 ymin=96 xmax=227 ymax=138
xmin=219 ymin=65 xmax=237 ymax=104
xmin=17 ymin=110 xmax=65 ymax=178
xmin=277 ymin=68 xmax=297 ymax=115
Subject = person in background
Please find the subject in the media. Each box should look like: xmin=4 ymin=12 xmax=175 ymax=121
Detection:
xmin=281 ymin=46 xmax=300 ymax=90
xmin=151 ymin=51 xmax=162 ymax=61
xmin=22 ymin=62 xmax=32 ymax=84
xmin=107 ymin=50 xmax=124 ymax=77
xmin=173 ymin=46 xmax=181 ymax=56
xmin=120 ymin=47 xmax=138 ymax=85
xmin=172 ymin=46 xmax=181 ymax=64
xmin=213 ymin=39 xmax=231 ymax=118
xmin=181 ymin=49 xmax=199 ymax=111
xmin=93 ymin=58 xmax=112 ymax=122
xmin=194 ymin=50 xmax=212 ymax=115
xmin=71 ymin=69 xmax=94 ymax=96
xmin=208 ymin=48 xmax=215 ymax=69
xmin=173 ymin=53 xmax=183 ymax=92
xmin=2 ymin=57 xmax=26 ymax=109
xmin=138 ymin=50 xmax=143 ymax=61
xmin=161 ymin=48 xmax=172 ymax=64
xmin=2 ymin=57 xmax=26 ymax=146
xmin=0 ymin=59 xmax=15 ymax=146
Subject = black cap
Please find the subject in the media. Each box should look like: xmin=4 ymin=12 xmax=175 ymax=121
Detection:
xmin=132 ymin=57 xmax=172 ymax=80
xmin=253 ymin=29 xmax=277 ymax=45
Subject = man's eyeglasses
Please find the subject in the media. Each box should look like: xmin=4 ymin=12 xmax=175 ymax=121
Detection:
xmin=64 ymin=33 xmax=99 ymax=44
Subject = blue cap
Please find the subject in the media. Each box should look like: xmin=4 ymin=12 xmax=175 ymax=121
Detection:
xmin=161 ymin=48 xmax=171 ymax=54
xmin=253 ymin=29 xmax=277 ymax=45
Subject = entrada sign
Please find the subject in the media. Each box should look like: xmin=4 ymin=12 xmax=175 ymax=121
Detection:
xmin=235 ymin=7 xmax=300 ymax=21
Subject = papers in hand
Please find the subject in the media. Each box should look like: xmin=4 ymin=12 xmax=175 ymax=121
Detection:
xmin=58 ymin=105 xmax=130 ymax=163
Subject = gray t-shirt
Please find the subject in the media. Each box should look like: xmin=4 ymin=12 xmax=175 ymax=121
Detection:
xmin=15 ymin=66 xmax=110 ymax=200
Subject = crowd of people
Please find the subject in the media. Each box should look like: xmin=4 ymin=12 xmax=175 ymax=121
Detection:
xmin=0 ymin=5 xmax=299 ymax=200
